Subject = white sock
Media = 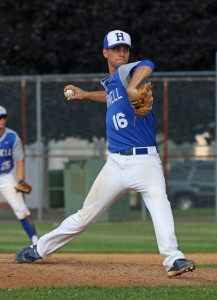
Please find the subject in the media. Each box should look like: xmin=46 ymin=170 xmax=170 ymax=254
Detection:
xmin=31 ymin=235 xmax=39 ymax=245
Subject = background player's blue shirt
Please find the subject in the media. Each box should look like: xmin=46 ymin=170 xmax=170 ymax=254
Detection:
xmin=101 ymin=60 xmax=157 ymax=152
xmin=0 ymin=128 xmax=24 ymax=174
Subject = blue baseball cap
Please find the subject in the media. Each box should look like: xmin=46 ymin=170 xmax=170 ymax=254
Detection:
xmin=103 ymin=30 xmax=133 ymax=49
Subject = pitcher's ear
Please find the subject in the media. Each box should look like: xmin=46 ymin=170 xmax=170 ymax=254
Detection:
xmin=103 ymin=48 xmax=108 ymax=58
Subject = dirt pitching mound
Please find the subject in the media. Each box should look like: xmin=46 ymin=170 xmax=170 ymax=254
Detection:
xmin=1 ymin=253 xmax=217 ymax=288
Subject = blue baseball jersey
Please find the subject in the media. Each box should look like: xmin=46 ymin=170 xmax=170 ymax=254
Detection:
xmin=101 ymin=60 xmax=157 ymax=152
xmin=0 ymin=127 xmax=24 ymax=174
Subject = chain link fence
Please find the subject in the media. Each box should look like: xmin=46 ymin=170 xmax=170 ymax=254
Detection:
xmin=0 ymin=71 xmax=216 ymax=221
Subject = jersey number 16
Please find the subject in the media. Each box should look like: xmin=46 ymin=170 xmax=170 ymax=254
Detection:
xmin=113 ymin=113 xmax=128 ymax=130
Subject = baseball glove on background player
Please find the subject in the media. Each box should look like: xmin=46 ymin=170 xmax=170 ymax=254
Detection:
xmin=130 ymin=82 xmax=153 ymax=116
xmin=15 ymin=180 xmax=32 ymax=194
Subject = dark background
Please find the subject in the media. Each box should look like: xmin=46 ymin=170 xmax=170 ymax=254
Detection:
xmin=0 ymin=0 xmax=216 ymax=145
xmin=0 ymin=0 xmax=216 ymax=75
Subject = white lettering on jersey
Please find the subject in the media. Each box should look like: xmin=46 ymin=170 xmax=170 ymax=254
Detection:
xmin=107 ymin=88 xmax=123 ymax=107
xmin=0 ymin=149 xmax=12 ymax=157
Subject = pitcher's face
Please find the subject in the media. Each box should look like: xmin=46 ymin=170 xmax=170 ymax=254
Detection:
xmin=103 ymin=45 xmax=130 ymax=74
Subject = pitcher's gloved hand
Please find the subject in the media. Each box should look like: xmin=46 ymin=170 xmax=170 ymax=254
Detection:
xmin=130 ymin=82 xmax=153 ymax=116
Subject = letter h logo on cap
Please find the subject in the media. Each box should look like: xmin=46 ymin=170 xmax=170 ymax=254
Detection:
xmin=103 ymin=30 xmax=133 ymax=49
xmin=115 ymin=32 xmax=125 ymax=42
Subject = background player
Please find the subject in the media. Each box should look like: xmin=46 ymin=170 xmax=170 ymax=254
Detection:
xmin=15 ymin=30 xmax=195 ymax=277
xmin=0 ymin=106 xmax=38 ymax=245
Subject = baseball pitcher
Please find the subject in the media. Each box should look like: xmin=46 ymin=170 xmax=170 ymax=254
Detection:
xmin=15 ymin=30 xmax=195 ymax=278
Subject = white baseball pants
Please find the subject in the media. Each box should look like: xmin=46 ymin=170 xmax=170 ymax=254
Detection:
xmin=37 ymin=152 xmax=185 ymax=270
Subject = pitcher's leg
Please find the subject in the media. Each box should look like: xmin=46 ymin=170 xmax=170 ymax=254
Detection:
xmin=37 ymin=162 xmax=126 ymax=257
xmin=143 ymin=190 xmax=185 ymax=270
xmin=136 ymin=156 xmax=185 ymax=271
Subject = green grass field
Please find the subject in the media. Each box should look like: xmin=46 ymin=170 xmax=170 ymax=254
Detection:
xmin=0 ymin=214 xmax=217 ymax=299
xmin=0 ymin=220 xmax=217 ymax=254
xmin=1 ymin=285 xmax=217 ymax=300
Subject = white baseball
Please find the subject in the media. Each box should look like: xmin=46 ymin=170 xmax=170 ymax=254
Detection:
xmin=64 ymin=89 xmax=75 ymax=98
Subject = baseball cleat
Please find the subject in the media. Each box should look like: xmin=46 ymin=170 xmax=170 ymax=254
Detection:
xmin=167 ymin=259 xmax=196 ymax=278
xmin=14 ymin=245 xmax=42 ymax=263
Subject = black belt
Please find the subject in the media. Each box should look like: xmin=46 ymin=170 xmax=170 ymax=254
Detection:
xmin=115 ymin=147 xmax=158 ymax=155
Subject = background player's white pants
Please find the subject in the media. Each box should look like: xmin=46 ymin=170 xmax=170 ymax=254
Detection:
xmin=0 ymin=173 xmax=31 ymax=219
xmin=37 ymin=152 xmax=185 ymax=270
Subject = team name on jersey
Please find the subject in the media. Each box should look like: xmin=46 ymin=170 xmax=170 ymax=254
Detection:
xmin=107 ymin=88 xmax=123 ymax=107
xmin=0 ymin=149 xmax=12 ymax=157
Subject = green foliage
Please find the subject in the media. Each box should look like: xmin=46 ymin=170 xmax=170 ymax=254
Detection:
xmin=0 ymin=0 xmax=216 ymax=75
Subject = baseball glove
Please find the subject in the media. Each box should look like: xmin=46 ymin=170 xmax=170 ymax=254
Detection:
xmin=15 ymin=180 xmax=32 ymax=194
xmin=130 ymin=82 xmax=153 ymax=116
